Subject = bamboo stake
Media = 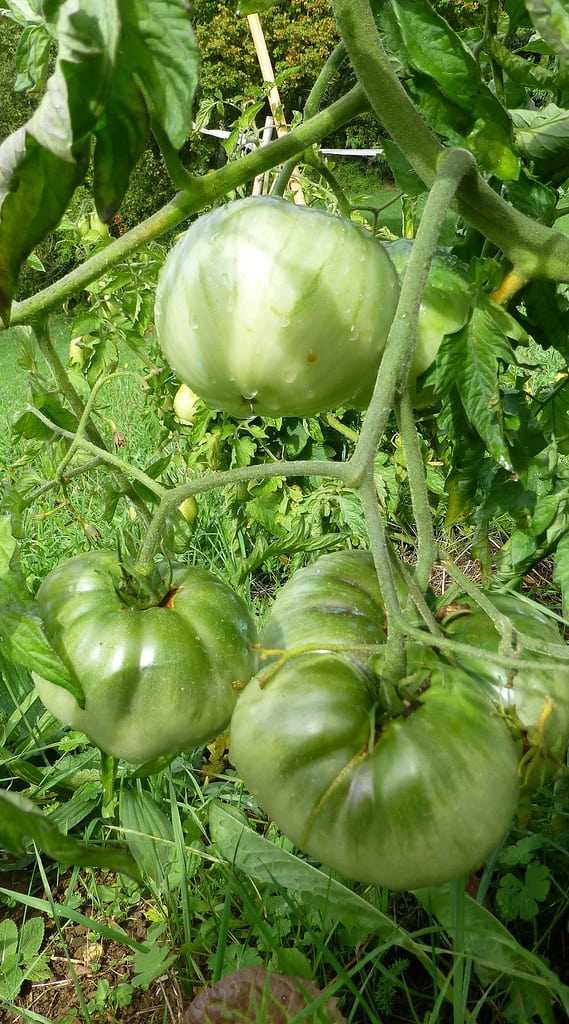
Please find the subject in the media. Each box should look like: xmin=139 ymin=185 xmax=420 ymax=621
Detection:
xmin=247 ymin=13 xmax=305 ymax=204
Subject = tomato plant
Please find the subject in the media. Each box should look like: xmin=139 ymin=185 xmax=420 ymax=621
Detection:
xmin=155 ymin=197 xmax=400 ymax=417
xmin=33 ymin=552 xmax=257 ymax=763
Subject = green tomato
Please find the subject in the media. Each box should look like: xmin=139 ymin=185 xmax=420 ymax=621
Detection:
xmin=155 ymin=197 xmax=400 ymax=418
xmin=33 ymin=552 xmax=257 ymax=764
xmin=444 ymin=593 xmax=569 ymax=759
xmin=173 ymin=383 xmax=199 ymax=425
xmin=178 ymin=495 xmax=198 ymax=525
xmin=384 ymin=239 xmax=471 ymax=378
xmin=230 ymin=552 xmax=519 ymax=891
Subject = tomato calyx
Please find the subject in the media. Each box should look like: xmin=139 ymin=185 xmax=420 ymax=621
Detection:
xmin=369 ymin=655 xmax=432 ymax=723
xmin=114 ymin=560 xmax=173 ymax=611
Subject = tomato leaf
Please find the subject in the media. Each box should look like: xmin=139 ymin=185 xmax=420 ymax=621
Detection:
xmin=210 ymin=802 xmax=403 ymax=943
xmin=0 ymin=789 xmax=141 ymax=881
xmin=14 ymin=23 xmax=51 ymax=94
xmin=511 ymin=105 xmax=569 ymax=178
xmin=93 ymin=0 xmax=199 ymax=220
xmin=373 ymin=0 xmax=519 ymax=179
xmin=437 ymin=300 xmax=517 ymax=469
xmin=0 ymin=517 xmax=85 ymax=708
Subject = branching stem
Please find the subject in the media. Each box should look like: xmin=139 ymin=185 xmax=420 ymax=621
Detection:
xmin=332 ymin=0 xmax=569 ymax=281
xmin=351 ymin=148 xmax=476 ymax=479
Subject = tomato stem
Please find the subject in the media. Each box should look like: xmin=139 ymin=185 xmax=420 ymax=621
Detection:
xmin=333 ymin=0 xmax=569 ymax=281
xmin=9 ymin=87 xmax=367 ymax=328
xmin=350 ymin=148 xmax=476 ymax=481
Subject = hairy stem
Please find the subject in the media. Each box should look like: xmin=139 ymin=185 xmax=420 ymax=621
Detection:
xmin=351 ymin=148 xmax=476 ymax=478
xmin=136 ymin=459 xmax=353 ymax=572
xmin=397 ymin=393 xmax=437 ymax=591
xmin=9 ymin=87 xmax=367 ymax=328
xmin=26 ymin=405 xmax=167 ymax=499
xmin=359 ymin=473 xmax=406 ymax=675
xmin=333 ymin=0 xmax=569 ymax=281
xmin=439 ymin=554 xmax=569 ymax=660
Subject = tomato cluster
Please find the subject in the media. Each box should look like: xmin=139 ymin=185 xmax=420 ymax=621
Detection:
xmin=35 ymin=198 xmax=569 ymax=890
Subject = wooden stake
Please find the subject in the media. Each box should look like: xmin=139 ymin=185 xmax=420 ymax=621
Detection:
xmin=247 ymin=13 xmax=305 ymax=204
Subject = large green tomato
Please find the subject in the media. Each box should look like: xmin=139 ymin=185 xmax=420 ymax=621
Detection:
xmin=231 ymin=552 xmax=519 ymax=891
xmin=155 ymin=197 xmax=400 ymax=418
xmin=33 ymin=552 xmax=257 ymax=764
xmin=444 ymin=593 xmax=569 ymax=760
xmin=384 ymin=239 xmax=471 ymax=378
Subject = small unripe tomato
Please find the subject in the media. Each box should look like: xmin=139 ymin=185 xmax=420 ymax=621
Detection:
xmin=178 ymin=496 xmax=198 ymax=525
xmin=173 ymin=384 xmax=199 ymax=425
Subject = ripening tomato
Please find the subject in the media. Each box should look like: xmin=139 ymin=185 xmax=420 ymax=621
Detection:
xmin=230 ymin=552 xmax=519 ymax=891
xmin=155 ymin=198 xmax=400 ymax=418
xmin=33 ymin=552 xmax=257 ymax=763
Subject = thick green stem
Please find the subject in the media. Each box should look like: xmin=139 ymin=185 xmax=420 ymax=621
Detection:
xmin=136 ymin=458 xmax=353 ymax=572
xmin=397 ymin=393 xmax=437 ymax=592
xmin=351 ymin=148 xmax=476 ymax=478
xmin=358 ymin=473 xmax=406 ymax=676
xmin=333 ymin=0 xmax=569 ymax=281
xmin=440 ymin=554 xmax=569 ymax=660
xmin=305 ymin=41 xmax=347 ymax=120
xmin=8 ymin=87 xmax=366 ymax=328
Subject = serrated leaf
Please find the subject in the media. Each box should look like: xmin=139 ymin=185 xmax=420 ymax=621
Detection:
xmin=0 ymin=965 xmax=24 ymax=1001
xmin=0 ymin=789 xmax=141 ymax=881
xmin=499 ymin=836 xmax=545 ymax=867
xmin=0 ymin=920 xmax=18 ymax=962
xmin=374 ymin=0 xmax=518 ymax=178
xmin=437 ymin=301 xmax=514 ymax=468
xmin=18 ymin=918 xmax=44 ymax=962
